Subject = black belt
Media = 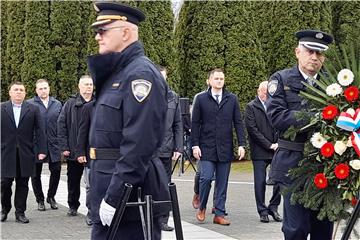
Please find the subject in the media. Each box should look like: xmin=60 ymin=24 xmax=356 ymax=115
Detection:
xmin=278 ymin=139 xmax=304 ymax=152
xmin=89 ymin=147 xmax=120 ymax=160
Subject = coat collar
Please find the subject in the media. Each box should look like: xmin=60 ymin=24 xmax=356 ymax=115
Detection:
xmin=253 ymin=97 xmax=266 ymax=112
xmin=87 ymin=41 xmax=145 ymax=95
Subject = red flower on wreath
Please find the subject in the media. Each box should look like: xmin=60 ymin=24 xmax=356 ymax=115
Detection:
xmin=320 ymin=142 xmax=335 ymax=158
xmin=351 ymin=197 xmax=358 ymax=207
xmin=334 ymin=163 xmax=350 ymax=179
xmin=322 ymin=105 xmax=338 ymax=120
xmin=314 ymin=173 xmax=328 ymax=189
xmin=344 ymin=86 xmax=359 ymax=102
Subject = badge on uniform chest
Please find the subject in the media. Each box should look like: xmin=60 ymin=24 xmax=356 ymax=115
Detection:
xmin=131 ymin=79 xmax=152 ymax=103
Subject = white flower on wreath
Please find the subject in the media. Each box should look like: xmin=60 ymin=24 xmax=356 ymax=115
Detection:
xmin=326 ymin=83 xmax=343 ymax=97
xmin=337 ymin=69 xmax=354 ymax=86
xmin=346 ymin=136 xmax=353 ymax=147
xmin=334 ymin=141 xmax=347 ymax=156
xmin=349 ymin=159 xmax=360 ymax=170
xmin=310 ymin=132 xmax=327 ymax=148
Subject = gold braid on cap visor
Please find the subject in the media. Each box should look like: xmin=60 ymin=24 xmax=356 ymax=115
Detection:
xmin=96 ymin=15 xmax=128 ymax=21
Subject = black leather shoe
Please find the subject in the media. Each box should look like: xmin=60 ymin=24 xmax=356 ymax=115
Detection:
xmin=85 ymin=214 xmax=93 ymax=226
xmin=16 ymin=214 xmax=29 ymax=224
xmin=38 ymin=201 xmax=46 ymax=211
xmin=46 ymin=197 xmax=58 ymax=210
xmin=269 ymin=211 xmax=282 ymax=222
xmin=160 ymin=223 xmax=174 ymax=231
xmin=260 ymin=215 xmax=269 ymax=223
xmin=1 ymin=212 xmax=8 ymax=222
xmin=67 ymin=208 xmax=77 ymax=216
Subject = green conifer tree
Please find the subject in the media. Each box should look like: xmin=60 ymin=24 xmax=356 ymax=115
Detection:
xmin=50 ymin=1 xmax=83 ymax=101
xmin=175 ymin=1 xmax=227 ymax=99
xmin=3 ymin=2 xmax=26 ymax=100
xmin=1 ymin=1 xmax=8 ymax=101
xmin=21 ymin=1 xmax=53 ymax=97
xmin=223 ymin=1 xmax=267 ymax=108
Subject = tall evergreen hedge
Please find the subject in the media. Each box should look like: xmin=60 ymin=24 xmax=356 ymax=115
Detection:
xmin=1 ymin=1 xmax=8 ymax=100
xmin=50 ymin=1 xmax=84 ymax=102
xmin=2 ymin=2 xmax=26 ymax=101
xmin=21 ymin=2 xmax=53 ymax=98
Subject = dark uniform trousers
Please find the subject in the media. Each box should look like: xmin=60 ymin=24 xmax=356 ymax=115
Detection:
xmin=159 ymin=156 xmax=172 ymax=224
xmin=283 ymin=192 xmax=333 ymax=240
xmin=31 ymin=155 xmax=61 ymax=203
xmin=67 ymin=160 xmax=84 ymax=210
xmin=1 ymin=150 xmax=29 ymax=216
xmin=252 ymin=159 xmax=281 ymax=216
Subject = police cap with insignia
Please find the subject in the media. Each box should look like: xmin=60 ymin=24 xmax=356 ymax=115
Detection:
xmin=295 ymin=29 xmax=333 ymax=52
xmin=91 ymin=2 xmax=145 ymax=28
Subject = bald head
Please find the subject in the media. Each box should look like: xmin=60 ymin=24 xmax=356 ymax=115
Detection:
xmin=78 ymin=75 xmax=94 ymax=101
xmin=257 ymin=81 xmax=268 ymax=102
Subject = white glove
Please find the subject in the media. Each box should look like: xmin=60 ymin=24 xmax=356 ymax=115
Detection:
xmin=99 ymin=199 xmax=116 ymax=226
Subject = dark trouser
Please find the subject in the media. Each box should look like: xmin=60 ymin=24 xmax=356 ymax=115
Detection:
xmin=31 ymin=161 xmax=61 ymax=202
xmin=199 ymin=160 xmax=231 ymax=217
xmin=1 ymin=149 xmax=30 ymax=216
xmin=282 ymin=192 xmax=333 ymax=240
xmin=1 ymin=177 xmax=29 ymax=216
xmin=91 ymin=217 xmax=162 ymax=240
xmin=252 ymin=159 xmax=281 ymax=216
xmin=159 ymin=157 xmax=172 ymax=225
xmin=67 ymin=160 xmax=84 ymax=210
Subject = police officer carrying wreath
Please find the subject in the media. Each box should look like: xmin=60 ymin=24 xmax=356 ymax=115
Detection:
xmin=266 ymin=30 xmax=334 ymax=240
xmin=87 ymin=2 xmax=169 ymax=240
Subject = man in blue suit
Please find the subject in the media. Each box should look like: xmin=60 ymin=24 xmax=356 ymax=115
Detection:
xmin=191 ymin=68 xmax=246 ymax=225
xmin=29 ymin=79 xmax=62 ymax=212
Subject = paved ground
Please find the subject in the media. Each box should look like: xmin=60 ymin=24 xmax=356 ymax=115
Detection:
xmin=1 ymin=162 xmax=359 ymax=240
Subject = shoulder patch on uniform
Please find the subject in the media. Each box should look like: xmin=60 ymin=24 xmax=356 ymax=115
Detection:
xmin=131 ymin=79 xmax=152 ymax=103
xmin=268 ymin=80 xmax=278 ymax=96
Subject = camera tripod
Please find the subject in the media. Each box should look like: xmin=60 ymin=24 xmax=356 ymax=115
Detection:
xmin=171 ymin=133 xmax=197 ymax=176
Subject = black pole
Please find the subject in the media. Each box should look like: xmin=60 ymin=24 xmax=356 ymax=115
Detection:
xmin=106 ymin=183 xmax=133 ymax=240
xmin=145 ymin=195 xmax=153 ymax=240
xmin=341 ymin=199 xmax=360 ymax=240
xmin=169 ymin=183 xmax=184 ymax=240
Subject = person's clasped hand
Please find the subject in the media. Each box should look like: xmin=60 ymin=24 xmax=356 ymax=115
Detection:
xmin=99 ymin=199 xmax=116 ymax=226
xmin=238 ymin=146 xmax=245 ymax=160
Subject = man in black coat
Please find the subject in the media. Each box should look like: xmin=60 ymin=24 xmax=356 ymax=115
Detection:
xmin=157 ymin=66 xmax=183 ymax=231
xmin=57 ymin=75 xmax=94 ymax=217
xmin=245 ymin=81 xmax=281 ymax=223
xmin=75 ymin=99 xmax=95 ymax=226
xmin=191 ymin=68 xmax=246 ymax=226
xmin=1 ymin=82 xmax=47 ymax=223
xmin=28 ymin=79 xmax=62 ymax=211
xmin=88 ymin=2 xmax=169 ymax=240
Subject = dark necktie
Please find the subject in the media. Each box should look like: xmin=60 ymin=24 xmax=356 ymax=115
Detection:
xmin=215 ymin=94 xmax=220 ymax=104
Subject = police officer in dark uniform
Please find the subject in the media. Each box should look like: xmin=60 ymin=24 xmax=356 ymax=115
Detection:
xmin=87 ymin=2 xmax=169 ymax=240
xmin=266 ymin=30 xmax=334 ymax=240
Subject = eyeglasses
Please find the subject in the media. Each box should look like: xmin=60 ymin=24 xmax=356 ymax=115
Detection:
xmin=94 ymin=26 xmax=125 ymax=35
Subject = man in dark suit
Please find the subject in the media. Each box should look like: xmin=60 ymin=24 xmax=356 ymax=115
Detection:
xmin=28 ymin=79 xmax=62 ymax=212
xmin=245 ymin=81 xmax=282 ymax=223
xmin=1 ymin=82 xmax=47 ymax=223
xmin=191 ymin=68 xmax=246 ymax=226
